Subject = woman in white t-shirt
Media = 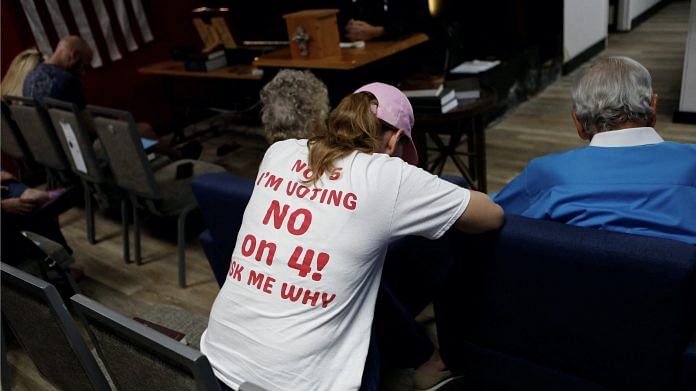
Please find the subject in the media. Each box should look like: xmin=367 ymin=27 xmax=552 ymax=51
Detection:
xmin=201 ymin=82 xmax=503 ymax=391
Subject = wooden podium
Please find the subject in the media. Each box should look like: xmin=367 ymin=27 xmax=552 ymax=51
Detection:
xmin=283 ymin=9 xmax=340 ymax=59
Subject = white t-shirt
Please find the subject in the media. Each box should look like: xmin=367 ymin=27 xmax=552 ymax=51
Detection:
xmin=200 ymin=139 xmax=470 ymax=391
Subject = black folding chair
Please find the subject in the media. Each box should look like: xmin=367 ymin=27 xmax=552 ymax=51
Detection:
xmin=1 ymin=100 xmax=36 ymax=180
xmin=71 ymin=294 xmax=265 ymax=391
xmin=88 ymin=104 xmax=225 ymax=287
xmin=0 ymin=263 xmax=110 ymax=391
xmin=44 ymin=97 xmax=124 ymax=245
xmin=3 ymin=95 xmax=72 ymax=188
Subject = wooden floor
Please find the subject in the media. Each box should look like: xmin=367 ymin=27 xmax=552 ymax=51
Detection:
xmin=483 ymin=0 xmax=696 ymax=193
xmin=5 ymin=1 xmax=696 ymax=389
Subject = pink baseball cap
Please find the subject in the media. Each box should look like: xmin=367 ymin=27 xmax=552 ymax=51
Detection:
xmin=354 ymin=82 xmax=419 ymax=165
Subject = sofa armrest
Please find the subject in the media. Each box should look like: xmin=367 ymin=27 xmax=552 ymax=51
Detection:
xmin=198 ymin=230 xmax=230 ymax=288
xmin=683 ymin=323 xmax=696 ymax=390
xmin=437 ymin=215 xmax=696 ymax=391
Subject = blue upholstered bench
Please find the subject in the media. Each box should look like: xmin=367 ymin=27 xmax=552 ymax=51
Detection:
xmin=436 ymin=215 xmax=696 ymax=391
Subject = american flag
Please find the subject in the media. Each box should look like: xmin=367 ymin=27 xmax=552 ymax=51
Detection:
xmin=19 ymin=0 xmax=154 ymax=68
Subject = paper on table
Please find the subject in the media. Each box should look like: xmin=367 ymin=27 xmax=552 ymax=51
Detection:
xmin=340 ymin=41 xmax=365 ymax=49
xmin=450 ymin=59 xmax=500 ymax=74
xmin=59 ymin=121 xmax=88 ymax=174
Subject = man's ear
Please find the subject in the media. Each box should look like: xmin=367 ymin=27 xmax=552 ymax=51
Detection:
xmin=384 ymin=129 xmax=405 ymax=157
xmin=68 ymin=48 xmax=80 ymax=65
xmin=571 ymin=111 xmax=590 ymax=141
xmin=648 ymin=94 xmax=658 ymax=127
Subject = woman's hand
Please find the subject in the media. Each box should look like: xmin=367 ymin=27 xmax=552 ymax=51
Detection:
xmin=345 ymin=19 xmax=385 ymax=42
xmin=1 ymin=198 xmax=36 ymax=215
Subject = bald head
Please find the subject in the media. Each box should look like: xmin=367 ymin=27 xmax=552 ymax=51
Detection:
xmin=47 ymin=35 xmax=93 ymax=74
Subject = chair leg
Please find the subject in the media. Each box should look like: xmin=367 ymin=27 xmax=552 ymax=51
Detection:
xmin=1 ymin=320 xmax=11 ymax=391
xmin=46 ymin=170 xmax=55 ymax=190
xmin=121 ymin=199 xmax=130 ymax=264
xmin=178 ymin=205 xmax=196 ymax=288
xmin=84 ymin=185 xmax=96 ymax=244
xmin=134 ymin=206 xmax=142 ymax=265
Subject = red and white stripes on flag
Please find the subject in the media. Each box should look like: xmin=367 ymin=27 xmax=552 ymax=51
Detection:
xmin=18 ymin=0 xmax=154 ymax=68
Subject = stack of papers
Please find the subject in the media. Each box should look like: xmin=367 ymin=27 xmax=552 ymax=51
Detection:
xmin=450 ymin=59 xmax=501 ymax=74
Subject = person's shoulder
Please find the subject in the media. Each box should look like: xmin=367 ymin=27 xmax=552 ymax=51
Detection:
xmin=355 ymin=151 xmax=407 ymax=170
xmin=659 ymin=141 xmax=696 ymax=153
xmin=264 ymin=138 xmax=308 ymax=158
xmin=269 ymin=138 xmax=307 ymax=150
xmin=525 ymin=147 xmax=589 ymax=170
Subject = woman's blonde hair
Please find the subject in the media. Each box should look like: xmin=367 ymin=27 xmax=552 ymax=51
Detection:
xmin=306 ymin=91 xmax=384 ymax=183
xmin=1 ymin=48 xmax=42 ymax=97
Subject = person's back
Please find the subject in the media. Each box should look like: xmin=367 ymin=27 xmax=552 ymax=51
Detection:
xmin=202 ymin=83 xmax=503 ymax=390
xmin=494 ymin=139 xmax=696 ymax=243
xmin=22 ymin=36 xmax=91 ymax=109
xmin=204 ymin=138 xmax=471 ymax=390
xmin=23 ymin=62 xmax=86 ymax=108
xmin=493 ymin=56 xmax=696 ymax=244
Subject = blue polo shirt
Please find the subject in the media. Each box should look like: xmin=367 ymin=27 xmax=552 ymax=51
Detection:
xmin=493 ymin=127 xmax=696 ymax=244
xmin=23 ymin=63 xmax=86 ymax=109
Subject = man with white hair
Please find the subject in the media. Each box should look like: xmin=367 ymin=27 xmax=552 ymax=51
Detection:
xmin=493 ymin=56 xmax=696 ymax=244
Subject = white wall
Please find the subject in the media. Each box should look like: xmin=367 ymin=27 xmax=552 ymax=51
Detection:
xmin=564 ymin=0 xmax=609 ymax=63
xmin=679 ymin=0 xmax=696 ymax=113
xmin=617 ymin=0 xmax=664 ymax=31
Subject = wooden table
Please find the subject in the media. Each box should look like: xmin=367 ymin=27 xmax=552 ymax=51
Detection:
xmin=253 ymin=33 xmax=428 ymax=70
xmin=138 ymin=60 xmax=263 ymax=80
xmin=138 ymin=60 xmax=265 ymax=144
xmin=413 ymin=87 xmax=497 ymax=193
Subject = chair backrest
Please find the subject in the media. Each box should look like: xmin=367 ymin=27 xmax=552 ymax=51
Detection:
xmin=87 ymin=104 xmax=160 ymax=199
xmin=43 ymin=98 xmax=105 ymax=184
xmin=0 ymin=263 xmax=110 ymax=391
xmin=3 ymin=95 xmax=68 ymax=171
xmin=70 ymin=294 xmax=222 ymax=391
xmin=191 ymin=172 xmax=255 ymax=286
xmin=437 ymin=215 xmax=696 ymax=391
xmin=1 ymin=100 xmax=32 ymax=160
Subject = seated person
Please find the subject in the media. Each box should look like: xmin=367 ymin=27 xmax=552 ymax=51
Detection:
xmin=493 ymin=56 xmax=696 ymax=244
xmin=338 ymin=0 xmax=431 ymax=42
xmin=22 ymin=36 xmax=200 ymax=159
xmin=259 ymin=69 xmax=330 ymax=143
xmin=222 ymin=70 xmax=457 ymax=389
xmin=200 ymin=82 xmax=503 ymax=391
xmin=1 ymin=170 xmax=73 ymax=264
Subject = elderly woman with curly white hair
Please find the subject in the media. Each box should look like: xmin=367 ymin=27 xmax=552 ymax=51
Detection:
xmin=259 ymin=69 xmax=330 ymax=143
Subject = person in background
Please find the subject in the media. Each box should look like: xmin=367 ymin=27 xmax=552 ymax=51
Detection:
xmin=201 ymin=82 xmax=503 ymax=391
xmin=259 ymin=69 xmax=330 ymax=143
xmin=0 ymin=48 xmax=43 ymax=97
xmin=1 ymin=170 xmax=73 ymax=263
xmin=255 ymin=70 xmax=456 ymax=389
xmin=339 ymin=0 xmax=432 ymax=42
xmin=493 ymin=56 xmax=696 ymax=244
xmin=23 ymin=36 xmax=201 ymax=160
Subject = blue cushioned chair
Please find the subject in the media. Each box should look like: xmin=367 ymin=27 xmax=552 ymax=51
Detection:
xmin=191 ymin=172 xmax=255 ymax=287
xmin=436 ymin=215 xmax=696 ymax=391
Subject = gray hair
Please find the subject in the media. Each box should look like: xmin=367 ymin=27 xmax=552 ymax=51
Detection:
xmin=571 ymin=56 xmax=654 ymax=136
xmin=260 ymin=69 xmax=330 ymax=143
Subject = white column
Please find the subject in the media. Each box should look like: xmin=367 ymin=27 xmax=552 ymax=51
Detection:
xmin=679 ymin=0 xmax=696 ymax=114
xmin=563 ymin=0 xmax=609 ymax=63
